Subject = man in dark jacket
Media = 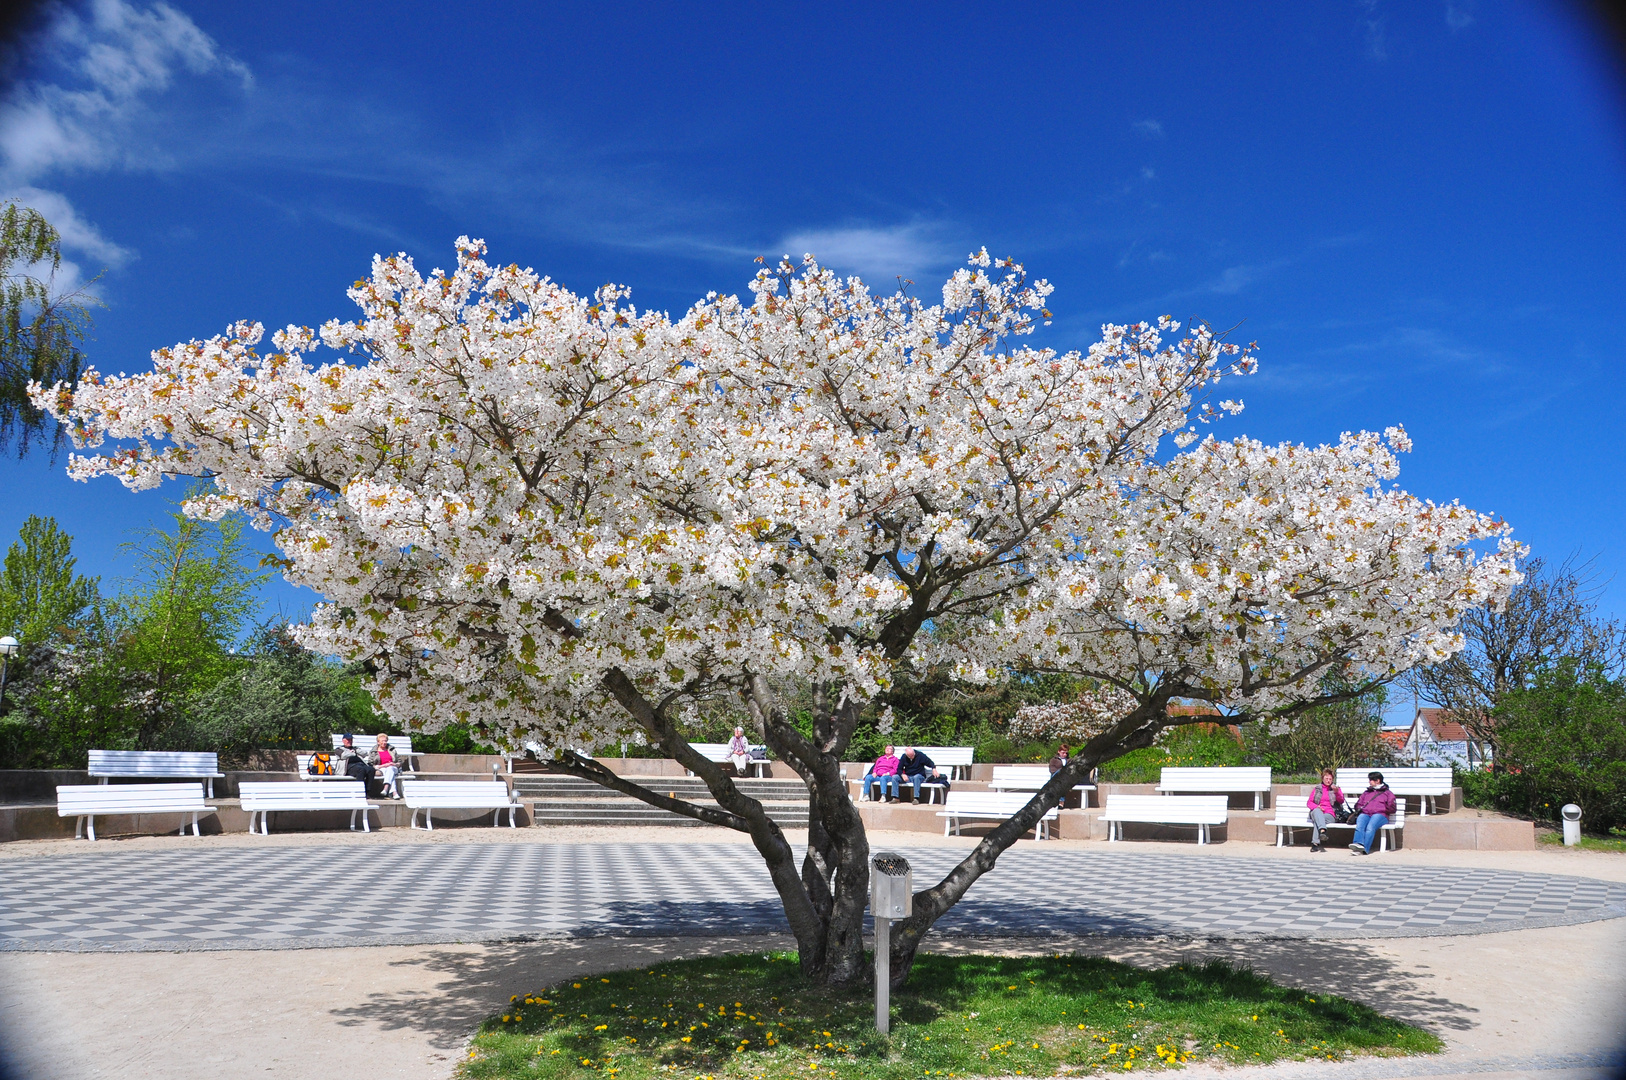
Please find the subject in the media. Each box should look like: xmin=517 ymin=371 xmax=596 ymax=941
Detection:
xmin=899 ymin=747 xmax=947 ymax=802
xmin=1349 ymin=771 xmax=1397 ymax=855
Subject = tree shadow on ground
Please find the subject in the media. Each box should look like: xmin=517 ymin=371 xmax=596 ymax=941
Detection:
xmin=929 ymin=935 xmax=1480 ymax=1033
xmin=326 ymin=935 xmax=797 ymax=1051
xmin=326 ymin=928 xmax=1480 ymax=1053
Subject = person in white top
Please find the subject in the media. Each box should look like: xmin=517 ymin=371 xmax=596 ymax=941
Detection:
xmin=727 ymin=727 xmax=753 ymax=776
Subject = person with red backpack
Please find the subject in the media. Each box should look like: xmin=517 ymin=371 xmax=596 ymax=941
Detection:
xmin=1306 ymin=768 xmax=1345 ymax=853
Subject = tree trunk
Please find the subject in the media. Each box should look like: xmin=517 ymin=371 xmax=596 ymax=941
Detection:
xmin=568 ymin=670 xmax=1191 ymax=992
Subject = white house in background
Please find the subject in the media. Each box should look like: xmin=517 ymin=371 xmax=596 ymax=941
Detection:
xmin=1402 ymin=708 xmax=1491 ymax=770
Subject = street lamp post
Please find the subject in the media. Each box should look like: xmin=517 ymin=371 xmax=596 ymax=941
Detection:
xmin=0 ymin=636 xmax=19 ymax=713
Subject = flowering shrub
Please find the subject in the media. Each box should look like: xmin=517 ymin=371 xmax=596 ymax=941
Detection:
xmin=1007 ymin=687 xmax=1138 ymax=743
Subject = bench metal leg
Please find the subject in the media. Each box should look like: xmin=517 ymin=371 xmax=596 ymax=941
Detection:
xmin=207 ymin=779 xmax=214 ymax=799
xmin=1198 ymin=823 xmax=1208 ymax=845
xmin=426 ymin=808 xmax=433 ymax=831
xmin=1255 ymin=792 xmax=1262 ymax=811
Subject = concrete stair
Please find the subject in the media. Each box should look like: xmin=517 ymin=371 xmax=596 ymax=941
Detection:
xmin=517 ymin=774 xmax=811 ymax=828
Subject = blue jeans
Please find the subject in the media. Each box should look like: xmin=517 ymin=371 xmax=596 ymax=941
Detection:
xmin=863 ymin=773 xmax=898 ymax=800
xmin=1352 ymin=812 xmax=1388 ymax=852
xmin=904 ymin=773 xmax=947 ymax=801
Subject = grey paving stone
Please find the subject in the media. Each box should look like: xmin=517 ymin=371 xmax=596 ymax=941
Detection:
xmin=1 ymin=843 xmax=1622 ymax=952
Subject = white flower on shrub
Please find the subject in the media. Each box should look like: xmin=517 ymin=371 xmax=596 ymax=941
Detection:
xmin=1008 ymin=686 xmax=1137 ymax=742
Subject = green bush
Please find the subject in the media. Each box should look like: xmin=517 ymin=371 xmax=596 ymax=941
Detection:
xmin=1460 ymin=663 xmax=1626 ymax=835
xmin=1099 ymin=726 xmax=1249 ymax=783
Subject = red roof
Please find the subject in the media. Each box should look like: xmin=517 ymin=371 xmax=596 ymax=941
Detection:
xmin=1167 ymin=704 xmax=1223 ymax=718
xmin=1416 ymin=707 xmax=1474 ymax=743
xmin=1378 ymin=729 xmax=1409 ymax=749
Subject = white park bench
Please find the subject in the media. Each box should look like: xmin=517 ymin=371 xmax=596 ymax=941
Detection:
xmin=686 ymin=743 xmax=771 ymax=778
xmin=847 ymin=763 xmax=949 ymax=803
xmin=402 ymin=780 xmax=523 ymax=830
xmin=1266 ymin=802 xmax=1407 ymax=850
xmin=238 ymin=780 xmax=378 ymax=834
xmin=1336 ymin=767 xmax=1453 ymax=815
xmin=297 ymin=752 xmax=356 ymax=780
xmin=56 ymin=783 xmax=217 ymax=841
xmin=911 ymin=746 xmax=975 ymax=780
xmin=1102 ymin=793 xmax=1230 ymax=844
xmin=1156 ymin=766 xmax=1273 ymax=810
xmin=988 ymin=764 xmax=1097 ymax=805
xmin=87 ymin=750 xmax=225 ymax=797
xmin=331 ymin=733 xmax=421 ymax=773
xmin=937 ymin=791 xmax=1059 ymax=840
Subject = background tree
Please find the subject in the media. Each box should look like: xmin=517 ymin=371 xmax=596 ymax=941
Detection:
xmin=1407 ymin=556 xmax=1626 ymax=763
xmin=0 ymin=203 xmax=97 ymax=457
xmin=1257 ymin=674 xmax=1392 ymax=774
xmin=40 ymin=240 xmax=1522 ymax=989
xmin=1469 ymin=661 xmax=1626 ymax=834
xmin=110 ymin=508 xmax=267 ymax=749
xmin=0 ymin=514 xmax=99 ymax=648
xmin=183 ymin=622 xmax=379 ymax=767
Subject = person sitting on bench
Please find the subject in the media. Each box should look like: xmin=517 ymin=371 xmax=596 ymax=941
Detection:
xmin=1349 ymin=771 xmax=1396 ymax=855
xmin=862 ymin=745 xmax=901 ymax=801
xmin=1307 ymin=767 xmax=1344 ymax=853
xmin=726 ymin=727 xmax=753 ymax=776
xmin=368 ymin=733 xmax=401 ymax=799
xmin=899 ymin=747 xmax=947 ymax=802
xmin=336 ymin=734 xmax=376 ymax=789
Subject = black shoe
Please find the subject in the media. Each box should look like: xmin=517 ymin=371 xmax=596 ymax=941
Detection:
xmin=1310 ymin=843 xmax=1322 ymax=852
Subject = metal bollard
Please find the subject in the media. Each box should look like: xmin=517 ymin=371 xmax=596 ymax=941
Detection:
xmin=1561 ymin=803 xmax=1582 ymax=846
xmin=870 ymin=852 xmax=912 ymax=1034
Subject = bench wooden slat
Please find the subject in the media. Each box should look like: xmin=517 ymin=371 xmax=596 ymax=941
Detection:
xmin=684 ymin=743 xmax=771 ymax=777
xmin=331 ymin=734 xmax=420 ymax=771
xmin=936 ymin=791 xmax=1059 ymax=840
xmin=238 ymin=780 xmax=378 ymax=834
xmin=401 ymin=780 xmax=522 ymax=830
xmin=1335 ymin=767 xmax=1452 ymax=814
xmin=1102 ymin=794 xmax=1229 ymax=844
xmin=987 ymin=765 xmax=1096 ymax=793
xmin=86 ymin=750 xmax=224 ymax=796
xmin=911 ymin=747 xmax=974 ymax=779
xmin=1156 ymin=767 xmax=1272 ymax=810
xmin=56 ymin=783 xmax=215 ymax=841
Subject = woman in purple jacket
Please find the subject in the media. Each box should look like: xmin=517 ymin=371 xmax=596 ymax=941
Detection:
xmin=1350 ymin=771 xmax=1397 ymax=855
xmin=1306 ymin=768 xmax=1344 ymax=852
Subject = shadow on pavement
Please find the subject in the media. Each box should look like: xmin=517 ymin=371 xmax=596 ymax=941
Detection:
xmin=326 ymin=929 xmax=1481 ymax=1053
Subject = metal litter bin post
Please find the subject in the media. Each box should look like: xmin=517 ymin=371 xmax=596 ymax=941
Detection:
xmin=871 ymin=852 xmax=911 ymax=1034
xmin=1562 ymin=803 xmax=1582 ymax=846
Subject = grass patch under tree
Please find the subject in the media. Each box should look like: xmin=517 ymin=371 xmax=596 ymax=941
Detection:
xmin=461 ymin=952 xmax=1441 ymax=1079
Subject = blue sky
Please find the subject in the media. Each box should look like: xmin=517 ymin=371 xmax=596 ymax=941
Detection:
xmin=1 ymin=1 xmax=1624 ymax=723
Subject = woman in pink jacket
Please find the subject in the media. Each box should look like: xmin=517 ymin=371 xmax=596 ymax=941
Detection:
xmin=1305 ymin=768 xmax=1344 ymax=852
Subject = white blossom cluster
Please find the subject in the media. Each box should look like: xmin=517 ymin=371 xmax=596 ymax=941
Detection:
xmin=34 ymin=241 xmax=1522 ymax=750
xmin=1007 ymin=686 xmax=1139 ymax=742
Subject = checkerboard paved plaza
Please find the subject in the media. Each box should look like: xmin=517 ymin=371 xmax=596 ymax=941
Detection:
xmin=2 ymin=843 xmax=1622 ymax=951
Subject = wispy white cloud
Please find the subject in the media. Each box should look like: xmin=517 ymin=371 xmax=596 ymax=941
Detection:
xmin=775 ymin=222 xmax=960 ymax=282
xmin=1361 ymin=1 xmax=1389 ymax=61
xmin=1201 ymin=259 xmax=1292 ymax=296
xmin=0 ymin=0 xmax=250 ymax=184
xmin=1445 ymin=1 xmax=1475 ymax=31
xmin=0 ymin=0 xmax=251 ymax=282
xmin=0 ymin=184 xmax=136 ymax=295
xmin=1132 ymin=119 xmax=1164 ymax=139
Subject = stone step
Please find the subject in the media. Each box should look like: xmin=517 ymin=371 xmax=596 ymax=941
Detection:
xmin=529 ymin=805 xmax=809 ymax=827
xmin=513 ymin=776 xmax=809 ymax=800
